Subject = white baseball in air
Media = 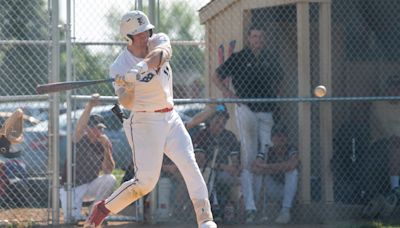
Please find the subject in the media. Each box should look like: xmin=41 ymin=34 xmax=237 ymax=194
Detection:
xmin=314 ymin=85 xmax=327 ymax=97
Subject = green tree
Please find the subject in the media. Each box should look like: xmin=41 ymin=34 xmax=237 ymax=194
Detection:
xmin=0 ymin=0 xmax=48 ymax=95
xmin=0 ymin=0 xmax=110 ymax=96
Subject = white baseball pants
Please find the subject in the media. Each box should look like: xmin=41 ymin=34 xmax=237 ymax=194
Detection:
xmin=264 ymin=169 xmax=299 ymax=209
xmin=235 ymin=104 xmax=274 ymax=211
xmin=105 ymin=110 xmax=209 ymax=213
xmin=59 ymin=174 xmax=116 ymax=220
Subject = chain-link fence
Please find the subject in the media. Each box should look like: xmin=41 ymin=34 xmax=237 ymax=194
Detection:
xmin=1 ymin=0 xmax=400 ymax=226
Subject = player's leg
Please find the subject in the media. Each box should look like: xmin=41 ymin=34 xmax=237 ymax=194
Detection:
xmin=282 ymin=169 xmax=298 ymax=209
xmin=72 ymin=184 xmax=90 ymax=220
xmin=59 ymin=187 xmax=68 ymax=221
xmin=235 ymin=105 xmax=258 ymax=218
xmin=84 ymin=112 xmax=167 ymax=227
xmin=85 ymin=174 xmax=117 ymax=205
xmin=164 ymin=111 xmax=216 ymax=228
xmin=106 ymin=112 xmax=167 ymax=212
xmin=275 ymin=169 xmax=298 ymax=224
xmin=254 ymin=112 xmax=274 ymax=202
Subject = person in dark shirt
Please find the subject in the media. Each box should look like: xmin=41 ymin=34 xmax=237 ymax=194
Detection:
xmin=212 ymin=26 xmax=283 ymax=223
xmin=193 ymin=104 xmax=241 ymax=222
xmin=252 ymin=124 xmax=299 ymax=224
xmin=60 ymin=94 xmax=116 ymax=222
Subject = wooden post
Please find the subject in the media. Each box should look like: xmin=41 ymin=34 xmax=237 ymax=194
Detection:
xmin=319 ymin=1 xmax=334 ymax=203
xmin=297 ymin=2 xmax=311 ymax=204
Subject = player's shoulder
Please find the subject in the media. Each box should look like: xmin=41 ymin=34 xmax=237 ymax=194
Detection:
xmin=111 ymin=49 xmax=126 ymax=66
xmin=110 ymin=49 xmax=131 ymax=74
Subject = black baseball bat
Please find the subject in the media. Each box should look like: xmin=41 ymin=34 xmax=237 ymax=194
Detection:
xmin=36 ymin=78 xmax=114 ymax=94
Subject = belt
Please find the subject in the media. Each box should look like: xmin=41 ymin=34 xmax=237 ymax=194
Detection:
xmin=154 ymin=107 xmax=173 ymax=113
xmin=138 ymin=107 xmax=173 ymax=113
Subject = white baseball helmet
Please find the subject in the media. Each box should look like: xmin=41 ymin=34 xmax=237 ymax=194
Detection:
xmin=120 ymin=10 xmax=154 ymax=45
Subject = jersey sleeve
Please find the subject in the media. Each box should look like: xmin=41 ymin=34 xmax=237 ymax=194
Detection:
xmin=109 ymin=64 xmax=122 ymax=94
xmin=215 ymin=53 xmax=237 ymax=80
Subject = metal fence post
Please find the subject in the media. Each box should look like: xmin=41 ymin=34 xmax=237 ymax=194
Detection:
xmin=50 ymin=0 xmax=60 ymax=224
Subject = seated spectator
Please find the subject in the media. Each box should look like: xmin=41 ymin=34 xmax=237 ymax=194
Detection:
xmin=252 ymin=124 xmax=299 ymax=224
xmin=331 ymin=102 xmax=371 ymax=204
xmin=192 ymin=104 xmax=241 ymax=222
xmin=370 ymin=75 xmax=400 ymax=193
xmin=363 ymin=75 xmax=400 ymax=218
xmin=59 ymin=94 xmax=116 ymax=222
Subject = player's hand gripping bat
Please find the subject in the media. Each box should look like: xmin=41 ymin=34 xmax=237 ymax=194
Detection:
xmin=36 ymin=78 xmax=115 ymax=94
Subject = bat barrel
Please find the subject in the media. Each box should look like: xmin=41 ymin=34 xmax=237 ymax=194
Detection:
xmin=36 ymin=78 xmax=114 ymax=94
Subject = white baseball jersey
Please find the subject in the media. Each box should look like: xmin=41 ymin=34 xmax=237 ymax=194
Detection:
xmin=110 ymin=33 xmax=173 ymax=112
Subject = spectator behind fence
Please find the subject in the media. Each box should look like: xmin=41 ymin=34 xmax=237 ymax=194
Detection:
xmin=60 ymin=94 xmax=116 ymax=222
xmin=0 ymin=108 xmax=24 ymax=152
xmin=212 ymin=26 xmax=283 ymax=223
xmin=252 ymin=124 xmax=299 ymax=224
xmin=365 ymin=75 xmax=400 ymax=218
xmin=192 ymin=104 xmax=241 ymax=223
xmin=370 ymin=75 xmax=400 ymax=193
xmin=331 ymin=102 xmax=372 ymax=204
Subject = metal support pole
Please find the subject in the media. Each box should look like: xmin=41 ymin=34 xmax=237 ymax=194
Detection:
xmin=50 ymin=0 xmax=60 ymax=224
xmin=65 ymin=0 xmax=73 ymax=223
xmin=148 ymin=0 xmax=156 ymax=26
xmin=137 ymin=0 xmax=143 ymax=11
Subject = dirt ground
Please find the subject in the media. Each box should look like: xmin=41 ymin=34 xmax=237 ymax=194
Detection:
xmin=0 ymin=207 xmax=398 ymax=228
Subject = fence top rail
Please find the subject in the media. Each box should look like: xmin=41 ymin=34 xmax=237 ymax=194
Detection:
xmin=70 ymin=95 xmax=400 ymax=104
xmin=0 ymin=40 xmax=205 ymax=46
xmin=1 ymin=95 xmax=398 ymax=104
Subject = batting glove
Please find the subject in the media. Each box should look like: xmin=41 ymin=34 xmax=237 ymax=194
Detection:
xmin=114 ymin=75 xmax=134 ymax=92
xmin=114 ymin=74 xmax=127 ymax=86
xmin=125 ymin=61 xmax=148 ymax=82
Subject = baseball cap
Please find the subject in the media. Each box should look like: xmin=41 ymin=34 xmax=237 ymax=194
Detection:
xmin=272 ymin=123 xmax=288 ymax=136
xmin=214 ymin=104 xmax=230 ymax=119
xmin=88 ymin=114 xmax=107 ymax=129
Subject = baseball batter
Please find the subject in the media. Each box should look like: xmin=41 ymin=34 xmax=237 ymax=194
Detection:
xmin=84 ymin=10 xmax=217 ymax=228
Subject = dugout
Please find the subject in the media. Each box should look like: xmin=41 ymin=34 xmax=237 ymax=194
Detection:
xmin=199 ymin=0 xmax=400 ymax=221
xmin=199 ymin=0 xmax=338 ymax=221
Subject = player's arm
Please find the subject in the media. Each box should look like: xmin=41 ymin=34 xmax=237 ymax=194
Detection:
xmin=254 ymin=154 xmax=299 ymax=174
xmin=116 ymin=85 xmax=134 ymax=110
xmin=126 ymin=33 xmax=172 ymax=77
xmin=144 ymin=45 xmax=172 ymax=70
xmin=185 ymin=104 xmax=217 ymax=130
xmin=98 ymin=134 xmax=115 ymax=174
xmin=212 ymin=55 xmax=237 ymax=98
xmin=212 ymin=72 xmax=236 ymax=98
xmin=74 ymin=94 xmax=99 ymax=142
